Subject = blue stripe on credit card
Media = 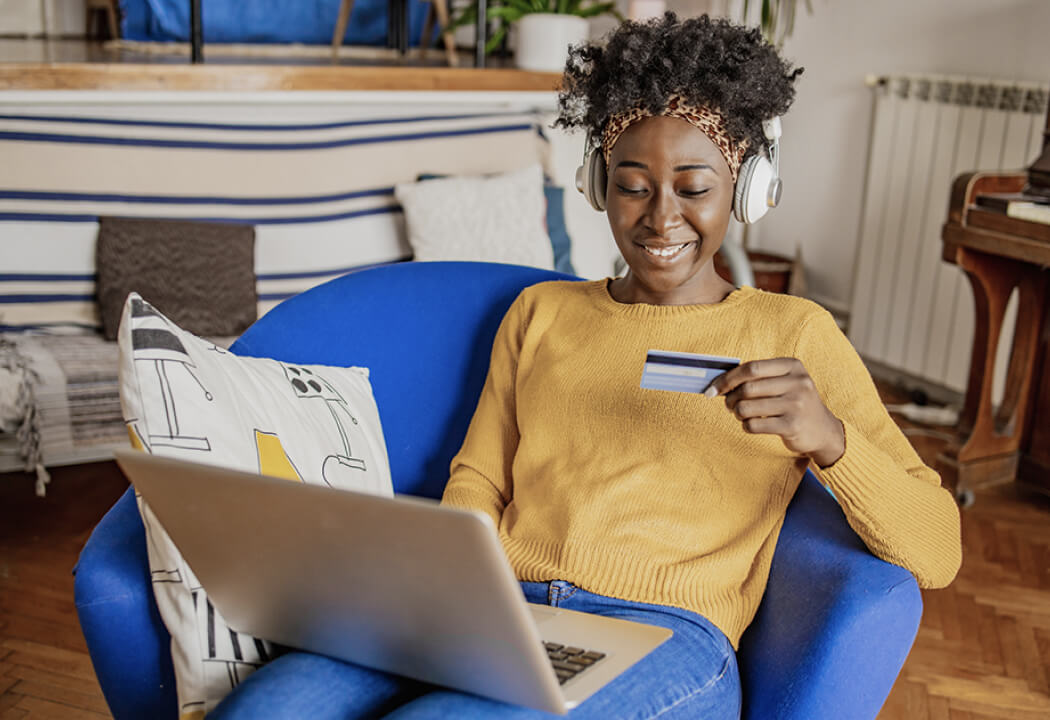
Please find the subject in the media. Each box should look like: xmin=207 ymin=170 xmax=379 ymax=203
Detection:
xmin=640 ymin=350 xmax=741 ymax=394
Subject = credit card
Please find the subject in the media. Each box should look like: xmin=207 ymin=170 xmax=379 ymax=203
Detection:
xmin=640 ymin=349 xmax=740 ymax=394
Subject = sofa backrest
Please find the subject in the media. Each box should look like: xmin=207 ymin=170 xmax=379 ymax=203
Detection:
xmin=230 ymin=261 xmax=574 ymax=499
xmin=0 ymin=106 xmax=549 ymax=332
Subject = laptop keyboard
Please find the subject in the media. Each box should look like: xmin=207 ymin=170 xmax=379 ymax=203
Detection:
xmin=544 ymin=642 xmax=606 ymax=684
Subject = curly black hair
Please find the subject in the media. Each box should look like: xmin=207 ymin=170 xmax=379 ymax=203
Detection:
xmin=555 ymin=12 xmax=803 ymax=157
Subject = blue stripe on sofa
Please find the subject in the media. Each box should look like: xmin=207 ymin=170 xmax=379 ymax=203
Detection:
xmin=0 ymin=112 xmax=529 ymax=132
xmin=0 ymin=123 xmax=536 ymax=152
xmin=0 ymin=213 xmax=99 ymax=223
xmin=0 ymin=206 xmax=400 ymax=225
xmin=0 ymin=265 xmax=411 ymax=285
xmin=0 ymin=294 xmax=95 ymax=303
xmin=0 ymin=188 xmax=395 ymax=205
xmin=0 ymin=273 xmax=96 ymax=282
xmin=0 ymin=322 xmax=100 ymax=332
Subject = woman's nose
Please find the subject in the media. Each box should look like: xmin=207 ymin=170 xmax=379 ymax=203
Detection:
xmin=644 ymin=187 xmax=682 ymax=235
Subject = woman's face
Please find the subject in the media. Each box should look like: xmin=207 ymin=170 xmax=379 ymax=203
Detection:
xmin=605 ymin=115 xmax=735 ymax=305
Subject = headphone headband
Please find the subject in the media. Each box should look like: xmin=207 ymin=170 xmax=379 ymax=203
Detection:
xmin=576 ymin=117 xmax=783 ymax=224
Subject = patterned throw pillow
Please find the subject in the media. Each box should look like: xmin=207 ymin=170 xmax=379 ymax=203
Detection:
xmin=116 ymin=292 xmax=393 ymax=719
xmin=394 ymin=164 xmax=555 ymax=270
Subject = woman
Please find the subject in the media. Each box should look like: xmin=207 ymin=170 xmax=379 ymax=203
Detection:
xmin=212 ymin=13 xmax=961 ymax=719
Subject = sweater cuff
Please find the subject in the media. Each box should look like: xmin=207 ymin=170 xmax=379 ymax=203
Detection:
xmin=815 ymin=420 xmax=915 ymax=505
xmin=812 ymin=419 xmax=962 ymax=588
xmin=441 ymin=479 xmax=505 ymax=529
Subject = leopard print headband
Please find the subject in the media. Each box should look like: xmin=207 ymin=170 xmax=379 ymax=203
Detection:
xmin=601 ymin=95 xmax=747 ymax=182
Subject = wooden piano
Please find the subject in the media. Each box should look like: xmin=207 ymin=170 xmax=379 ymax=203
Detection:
xmin=938 ymin=99 xmax=1050 ymax=504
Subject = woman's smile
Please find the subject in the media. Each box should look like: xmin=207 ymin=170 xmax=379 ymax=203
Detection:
xmin=638 ymin=240 xmax=697 ymax=260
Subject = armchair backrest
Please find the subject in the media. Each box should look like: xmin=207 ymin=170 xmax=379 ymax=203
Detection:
xmin=230 ymin=261 xmax=572 ymax=499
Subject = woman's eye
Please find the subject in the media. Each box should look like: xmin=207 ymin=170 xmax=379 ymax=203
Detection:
xmin=680 ymin=188 xmax=710 ymax=198
xmin=615 ymin=184 xmax=646 ymax=195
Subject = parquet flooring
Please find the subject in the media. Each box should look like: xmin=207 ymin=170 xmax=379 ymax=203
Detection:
xmin=877 ymin=480 xmax=1050 ymax=720
xmin=1 ymin=386 xmax=1049 ymax=719
xmin=0 ymin=462 xmax=125 ymax=719
xmin=872 ymin=386 xmax=1050 ymax=720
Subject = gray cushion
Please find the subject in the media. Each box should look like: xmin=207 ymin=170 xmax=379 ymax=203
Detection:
xmin=96 ymin=217 xmax=257 ymax=341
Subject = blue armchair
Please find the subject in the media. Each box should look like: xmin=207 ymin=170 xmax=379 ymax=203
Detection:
xmin=74 ymin=261 xmax=922 ymax=719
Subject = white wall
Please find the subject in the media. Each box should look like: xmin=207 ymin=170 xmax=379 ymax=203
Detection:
xmin=0 ymin=0 xmax=84 ymax=36
xmin=0 ymin=0 xmax=45 ymax=35
xmin=43 ymin=0 xmax=87 ymax=37
xmin=747 ymin=0 xmax=1050 ymax=308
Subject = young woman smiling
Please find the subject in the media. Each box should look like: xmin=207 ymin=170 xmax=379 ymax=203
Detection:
xmin=209 ymin=13 xmax=962 ymax=720
xmin=604 ymin=114 xmax=737 ymax=306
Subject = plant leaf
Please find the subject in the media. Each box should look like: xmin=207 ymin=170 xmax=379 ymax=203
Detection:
xmin=487 ymin=6 xmax=524 ymax=21
xmin=485 ymin=26 xmax=508 ymax=53
xmin=505 ymin=0 xmax=534 ymax=12
xmin=577 ymin=2 xmax=615 ymax=17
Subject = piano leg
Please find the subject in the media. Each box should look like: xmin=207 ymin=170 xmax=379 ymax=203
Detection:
xmin=936 ymin=246 xmax=1048 ymax=504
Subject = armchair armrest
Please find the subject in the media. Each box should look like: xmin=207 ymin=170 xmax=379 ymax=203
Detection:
xmin=737 ymin=470 xmax=922 ymax=720
xmin=73 ymin=486 xmax=178 ymax=720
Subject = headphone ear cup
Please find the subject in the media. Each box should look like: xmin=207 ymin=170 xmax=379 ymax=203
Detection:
xmin=733 ymin=154 xmax=775 ymax=224
xmin=584 ymin=149 xmax=607 ymax=211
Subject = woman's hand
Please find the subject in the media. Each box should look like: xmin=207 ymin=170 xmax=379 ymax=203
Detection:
xmin=705 ymin=358 xmax=846 ymax=468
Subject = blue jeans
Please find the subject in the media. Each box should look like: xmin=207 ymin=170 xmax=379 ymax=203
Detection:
xmin=209 ymin=581 xmax=741 ymax=719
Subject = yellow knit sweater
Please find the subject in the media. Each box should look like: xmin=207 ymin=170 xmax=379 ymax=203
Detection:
xmin=441 ymin=280 xmax=961 ymax=648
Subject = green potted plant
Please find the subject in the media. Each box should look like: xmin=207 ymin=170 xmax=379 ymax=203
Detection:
xmin=742 ymin=0 xmax=813 ymax=48
xmin=447 ymin=0 xmax=622 ymax=72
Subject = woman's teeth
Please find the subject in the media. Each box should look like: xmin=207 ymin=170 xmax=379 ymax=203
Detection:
xmin=644 ymin=243 xmax=688 ymax=258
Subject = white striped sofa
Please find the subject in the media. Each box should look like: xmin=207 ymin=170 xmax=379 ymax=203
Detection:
xmin=0 ymin=98 xmax=562 ymax=480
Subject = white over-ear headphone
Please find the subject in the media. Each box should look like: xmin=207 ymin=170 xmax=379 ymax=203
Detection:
xmin=575 ymin=116 xmax=784 ymax=224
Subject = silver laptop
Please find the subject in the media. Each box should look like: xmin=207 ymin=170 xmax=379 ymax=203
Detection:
xmin=114 ymin=449 xmax=672 ymax=715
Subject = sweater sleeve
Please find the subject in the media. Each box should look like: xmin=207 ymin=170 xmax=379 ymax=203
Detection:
xmin=796 ymin=308 xmax=962 ymax=589
xmin=439 ymin=291 xmax=528 ymax=528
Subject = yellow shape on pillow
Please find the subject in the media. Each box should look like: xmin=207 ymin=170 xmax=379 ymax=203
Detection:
xmin=127 ymin=423 xmax=147 ymax=452
xmin=255 ymin=430 xmax=303 ymax=482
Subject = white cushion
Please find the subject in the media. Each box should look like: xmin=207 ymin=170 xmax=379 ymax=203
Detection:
xmin=117 ymin=293 xmax=393 ymax=718
xmin=394 ymin=163 xmax=555 ymax=270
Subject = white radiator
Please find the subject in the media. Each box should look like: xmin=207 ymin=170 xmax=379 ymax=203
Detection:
xmin=848 ymin=75 xmax=1049 ymax=399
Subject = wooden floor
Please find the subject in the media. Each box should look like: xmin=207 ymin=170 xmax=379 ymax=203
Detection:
xmin=1 ymin=390 xmax=1049 ymax=719
xmin=0 ymin=461 xmax=126 ymax=719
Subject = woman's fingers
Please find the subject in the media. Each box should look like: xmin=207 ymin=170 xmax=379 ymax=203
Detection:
xmin=706 ymin=358 xmax=799 ymax=398
xmin=723 ymin=375 xmax=799 ymax=413
xmin=729 ymin=395 xmax=790 ymax=421
xmin=740 ymin=415 xmax=788 ymax=435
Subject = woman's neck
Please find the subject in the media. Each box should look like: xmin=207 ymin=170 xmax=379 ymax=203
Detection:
xmin=608 ymin=268 xmax=738 ymax=307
